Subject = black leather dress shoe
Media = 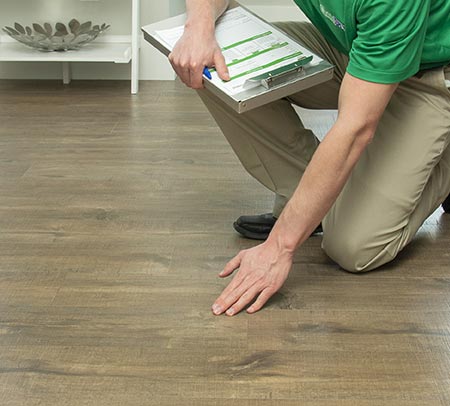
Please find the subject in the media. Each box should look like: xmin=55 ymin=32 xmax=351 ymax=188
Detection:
xmin=233 ymin=212 xmax=323 ymax=240
xmin=443 ymin=193 xmax=450 ymax=213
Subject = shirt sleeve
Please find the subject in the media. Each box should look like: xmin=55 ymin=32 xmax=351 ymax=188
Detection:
xmin=347 ymin=0 xmax=431 ymax=84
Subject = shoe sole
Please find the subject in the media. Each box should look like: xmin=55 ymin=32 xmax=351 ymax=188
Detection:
xmin=443 ymin=201 xmax=450 ymax=213
xmin=233 ymin=221 xmax=323 ymax=240
xmin=233 ymin=222 xmax=269 ymax=240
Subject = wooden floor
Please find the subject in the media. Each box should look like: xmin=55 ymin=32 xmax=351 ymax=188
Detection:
xmin=0 ymin=80 xmax=449 ymax=406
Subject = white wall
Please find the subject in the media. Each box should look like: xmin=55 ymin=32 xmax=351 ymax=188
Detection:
xmin=0 ymin=0 xmax=306 ymax=81
xmin=241 ymin=0 xmax=307 ymax=21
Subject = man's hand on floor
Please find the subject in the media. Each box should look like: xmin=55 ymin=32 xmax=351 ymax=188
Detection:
xmin=211 ymin=241 xmax=294 ymax=316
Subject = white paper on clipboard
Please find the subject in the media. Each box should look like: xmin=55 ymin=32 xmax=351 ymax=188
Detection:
xmin=154 ymin=6 xmax=321 ymax=96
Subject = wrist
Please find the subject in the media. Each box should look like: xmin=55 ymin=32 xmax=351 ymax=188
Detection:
xmin=185 ymin=5 xmax=216 ymax=34
xmin=184 ymin=19 xmax=216 ymax=47
xmin=266 ymin=229 xmax=297 ymax=258
xmin=185 ymin=18 xmax=215 ymax=32
xmin=267 ymin=216 xmax=305 ymax=254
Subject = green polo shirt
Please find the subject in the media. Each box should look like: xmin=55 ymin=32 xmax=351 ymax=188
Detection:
xmin=293 ymin=0 xmax=450 ymax=84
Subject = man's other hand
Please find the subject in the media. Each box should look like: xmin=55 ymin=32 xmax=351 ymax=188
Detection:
xmin=169 ymin=28 xmax=229 ymax=89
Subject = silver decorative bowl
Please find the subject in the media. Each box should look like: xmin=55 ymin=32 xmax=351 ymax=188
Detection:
xmin=2 ymin=19 xmax=110 ymax=52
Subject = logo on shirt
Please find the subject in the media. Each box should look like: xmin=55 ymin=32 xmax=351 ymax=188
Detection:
xmin=320 ymin=3 xmax=346 ymax=31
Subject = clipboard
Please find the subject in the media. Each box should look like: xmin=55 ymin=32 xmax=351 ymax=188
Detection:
xmin=141 ymin=1 xmax=334 ymax=114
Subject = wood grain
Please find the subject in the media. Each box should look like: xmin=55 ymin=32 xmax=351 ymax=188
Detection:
xmin=0 ymin=79 xmax=449 ymax=406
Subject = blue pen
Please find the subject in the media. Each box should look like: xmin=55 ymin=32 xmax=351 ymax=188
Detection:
xmin=203 ymin=67 xmax=212 ymax=80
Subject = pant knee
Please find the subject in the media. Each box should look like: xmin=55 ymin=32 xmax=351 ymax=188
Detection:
xmin=322 ymin=228 xmax=397 ymax=273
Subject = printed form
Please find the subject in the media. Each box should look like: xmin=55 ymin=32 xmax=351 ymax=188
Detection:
xmin=155 ymin=7 xmax=317 ymax=95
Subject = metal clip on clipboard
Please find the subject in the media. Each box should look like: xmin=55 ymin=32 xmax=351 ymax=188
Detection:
xmin=245 ymin=56 xmax=314 ymax=90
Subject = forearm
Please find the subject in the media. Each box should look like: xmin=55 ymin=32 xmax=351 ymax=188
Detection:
xmin=185 ymin=0 xmax=229 ymax=32
xmin=270 ymin=121 xmax=373 ymax=252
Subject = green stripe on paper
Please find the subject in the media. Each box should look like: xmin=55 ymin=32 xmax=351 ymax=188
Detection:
xmin=221 ymin=31 xmax=272 ymax=51
xmin=229 ymin=51 xmax=303 ymax=81
xmin=227 ymin=42 xmax=289 ymax=67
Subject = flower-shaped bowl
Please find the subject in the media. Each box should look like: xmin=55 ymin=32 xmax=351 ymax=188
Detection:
xmin=2 ymin=19 xmax=110 ymax=52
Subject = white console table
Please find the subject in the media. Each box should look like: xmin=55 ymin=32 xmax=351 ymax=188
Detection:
xmin=0 ymin=0 xmax=141 ymax=94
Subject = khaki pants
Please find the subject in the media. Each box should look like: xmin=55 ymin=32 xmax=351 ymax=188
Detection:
xmin=198 ymin=22 xmax=450 ymax=272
